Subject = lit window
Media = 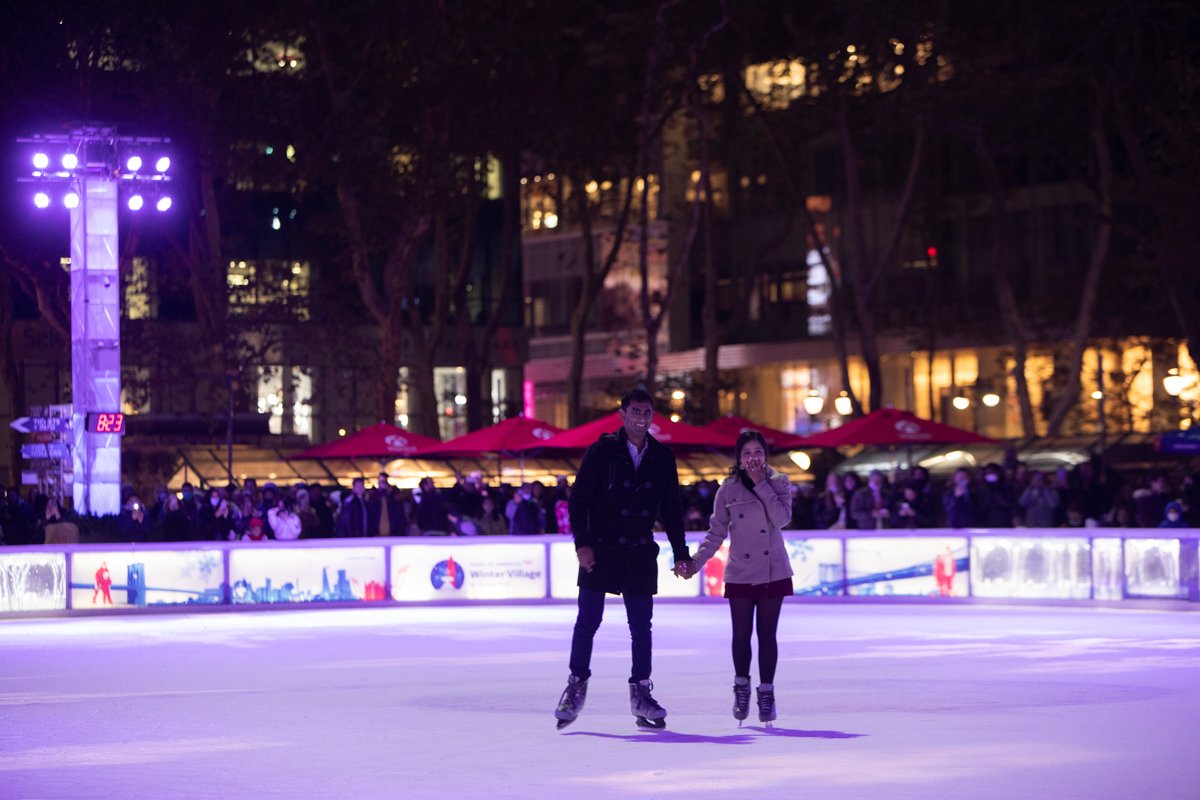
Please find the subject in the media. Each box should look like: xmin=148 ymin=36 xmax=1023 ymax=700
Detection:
xmin=227 ymin=259 xmax=311 ymax=320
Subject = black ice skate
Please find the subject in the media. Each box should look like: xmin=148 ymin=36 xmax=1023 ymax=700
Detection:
xmin=732 ymin=677 xmax=751 ymax=725
xmin=555 ymin=674 xmax=588 ymax=730
xmin=756 ymin=685 xmax=776 ymax=726
xmin=630 ymin=679 xmax=667 ymax=730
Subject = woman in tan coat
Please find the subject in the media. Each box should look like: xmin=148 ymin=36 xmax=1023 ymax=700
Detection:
xmin=684 ymin=430 xmax=794 ymax=725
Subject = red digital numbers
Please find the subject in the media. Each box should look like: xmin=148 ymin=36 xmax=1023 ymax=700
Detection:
xmin=90 ymin=412 xmax=125 ymax=434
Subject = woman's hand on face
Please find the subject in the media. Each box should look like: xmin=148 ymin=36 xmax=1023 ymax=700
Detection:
xmin=744 ymin=457 xmax=767 ymax=484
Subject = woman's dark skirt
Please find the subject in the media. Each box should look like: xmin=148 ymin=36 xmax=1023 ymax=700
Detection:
xmin=723 ymin=577 xmax=794 ymax=599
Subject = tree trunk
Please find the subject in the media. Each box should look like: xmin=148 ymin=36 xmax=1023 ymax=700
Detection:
xmin=189 ymin=158 xmax=231 ymax=413
xmin=565 ymin=166 xmax=637 ymax=426
xmin=1043 ymin=125 xmax=1114 ymax=436
xmin=0 ymin=277 xmax=22 ymax=484
xmin=377 ymin=325 xmax=404 ymax=426
xmin=466 ymin=146 xmax=523 ymax=425
xmin=1114 ymin=101 xmax=1200 ymax=368
xmin=835 ymin=111 xmax=925 ymax=413
xmin=971 ymin=132 xmax=1038 ymax=437
xmin=700 ymin=187 xmax=720 ymax=421
xmin=408 ymin=343 xmax=440 ymax=437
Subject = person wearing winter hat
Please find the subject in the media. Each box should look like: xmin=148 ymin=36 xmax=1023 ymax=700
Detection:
xmin=1159 ymin=501 xmax=1190 ymax=529
xmin=242 ymin=515 xmax=269 ymax=542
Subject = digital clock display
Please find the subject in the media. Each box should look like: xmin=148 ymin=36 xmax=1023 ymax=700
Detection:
xmin=87 ymin=412 xmax=126 ymax=435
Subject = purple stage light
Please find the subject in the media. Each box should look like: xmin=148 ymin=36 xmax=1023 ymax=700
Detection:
xmin=33 ymin=153 xmax=49 ymax=170
xmin=34 ymin=192 xmax=50 ymax=209
xmin=156 ymin=196 xmax=172 ymax=212
xmin=128 ymin=194 xmax=144 ymax=211
xmin=64 ymin=192 xmax=80 ymax=209
xmin=61 ymin=153 xmax=78 ymax=170
xmin=126 ymin=156 xmax=143 ymax=172
xmin=155 ymin=156 xmax=170 ymax=173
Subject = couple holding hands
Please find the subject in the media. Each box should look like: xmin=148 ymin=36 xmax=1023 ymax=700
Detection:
xmin=556 ymin=389 xmax=794 ymax=731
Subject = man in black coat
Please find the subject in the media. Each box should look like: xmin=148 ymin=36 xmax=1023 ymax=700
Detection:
xmin=553 ymin=388 xmax=694 ymax=730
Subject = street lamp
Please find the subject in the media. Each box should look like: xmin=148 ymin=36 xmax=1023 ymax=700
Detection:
xmin=802 ymin=390 xmax=824 ymax=435
xmin=833 ymin=391 xmax=854 ymax=417
xmin=981 ymin=392 xmax=1000 ymax=408
xmin=19 ymin=126 xmax=173 ymax=515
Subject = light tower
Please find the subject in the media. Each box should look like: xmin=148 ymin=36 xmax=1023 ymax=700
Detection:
xmin=20 ymin=126 xmax=172 ymax=515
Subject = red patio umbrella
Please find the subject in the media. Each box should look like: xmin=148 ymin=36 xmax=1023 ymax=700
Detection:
xmin=704 ymin=415 xmax=810 ymax=451
xmin=518 ymin=411 xmax=735 ymax=454
xmin=416 ymin=416 xmax=563 ymax=458
xmin=288 ymin=423 xmax=443 ymax=460
xmin=800 ymin=407 xmax=999 ymax=447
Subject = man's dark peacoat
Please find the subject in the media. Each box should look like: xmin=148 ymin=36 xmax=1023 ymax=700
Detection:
xmin=568 ymin=428 xmax=689 ymax=595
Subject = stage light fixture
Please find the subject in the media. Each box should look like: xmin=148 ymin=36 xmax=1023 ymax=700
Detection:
xmin=155 ymin=156 xmax=170 ymax=173
xmin=156 ymin=196 xmax=172 ymax=212
xmin=64 ymin=192 xmax=80 ymax=209
xmin=128 ymin=194 xmax=144 ymax=211
xmin=62 ymin=153 xmax=78 ymax=170
xmin=34 ymin=192 xmax=50 ymax=208
xmin=33 ymin=153 xmax=49 ymax=169
xmin=126 ymin=156 xmax=142 ymax=172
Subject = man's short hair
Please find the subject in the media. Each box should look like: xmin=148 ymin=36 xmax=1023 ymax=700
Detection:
xmin=620 ymin=388 xmax=655 ymax=410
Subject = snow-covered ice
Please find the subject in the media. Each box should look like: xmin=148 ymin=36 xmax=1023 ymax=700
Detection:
xmin=2 ymin=602 xmax=1198 ymax=799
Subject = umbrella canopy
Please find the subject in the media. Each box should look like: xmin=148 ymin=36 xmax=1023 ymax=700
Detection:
xmin=518 ymin=411 xmax=735 ymax=454
xmin=289 ymin=423 xmax=443 ymax=460
xmin=416 ymin=416 xmax=564 ymax=458
xmin=704 ymin=415 xmax=810 ymax=451
xmin=800 ymin=407 xmax=999 ymax=448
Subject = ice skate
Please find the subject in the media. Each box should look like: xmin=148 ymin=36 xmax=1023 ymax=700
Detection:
xmin=554 ymin=674 xmax=588 ymax=730
xmin=757 ymin=684 xmax=776 ymax=726
xmin=732 ymin=676 xmax=751 ymax=725
xmin=630 ymin=679 xmax=667 ymax=730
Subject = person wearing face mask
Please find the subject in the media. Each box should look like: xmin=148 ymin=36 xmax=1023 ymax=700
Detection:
xmin=685 ymin=430 xmax=794 ymax=726
xmin=942 ymin=468 xmax=979 ymax=528
xmin=198 ymin=488 xmax=223 ymax=540
xmin=1159 ymin=501 xmax=1189 ymax=529
xmin=978 ymin=464 xmax=1016 ymax=528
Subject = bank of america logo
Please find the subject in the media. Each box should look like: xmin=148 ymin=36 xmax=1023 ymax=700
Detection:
xmin=430 ymin=557 xmax=465 ymax=590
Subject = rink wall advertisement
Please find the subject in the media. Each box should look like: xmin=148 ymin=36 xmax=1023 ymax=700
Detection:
xmin=548 ymin=541 xmax=701 ymax=599
xmin=71 ymin=550 xmax=225 ymax=609
xmin=2 ymin=529 xmax=1196 ymax=615
xmin=699 ymin=538 xmax=844 ymax=597
xmin=971 ymin=537 xmax=1093 ymax=600
xmin=845 ymin=537 xmax=970 ymax=597
xmin=0 ymin=552 xmax=66 ymax=612
xmin=230 ymin=547 xmax=387 ymax=604
xmin=391 ymin=543 xmax=546 ymax=601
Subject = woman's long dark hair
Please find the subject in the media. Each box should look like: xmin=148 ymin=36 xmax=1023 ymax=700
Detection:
xmin=728 ymin=430 xmax=770 ymax=479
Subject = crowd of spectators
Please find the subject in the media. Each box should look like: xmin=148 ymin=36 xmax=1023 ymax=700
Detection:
xmin=1 ymin=460 xmax=1196 ymax=545
xmin=788 ymin=462 xmax=1200 ymax=531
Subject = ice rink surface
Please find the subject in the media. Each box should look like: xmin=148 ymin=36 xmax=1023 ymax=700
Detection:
xmin=2 ymin=601 xmax=1198 ymax=800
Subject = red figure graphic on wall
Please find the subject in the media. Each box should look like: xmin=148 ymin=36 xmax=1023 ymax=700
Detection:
xmin=934 ymin=547 xmax=956 ymax=597
xmin=93 ymin=562 xmax=114 ymax=605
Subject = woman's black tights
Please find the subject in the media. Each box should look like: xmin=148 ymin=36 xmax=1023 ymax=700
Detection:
xmin=729 ymin=596 xmax=785 ymax=684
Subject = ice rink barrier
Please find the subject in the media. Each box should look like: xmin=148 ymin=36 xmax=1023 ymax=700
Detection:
xmin=1 ymin=528 xmax=1197 ymax=615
